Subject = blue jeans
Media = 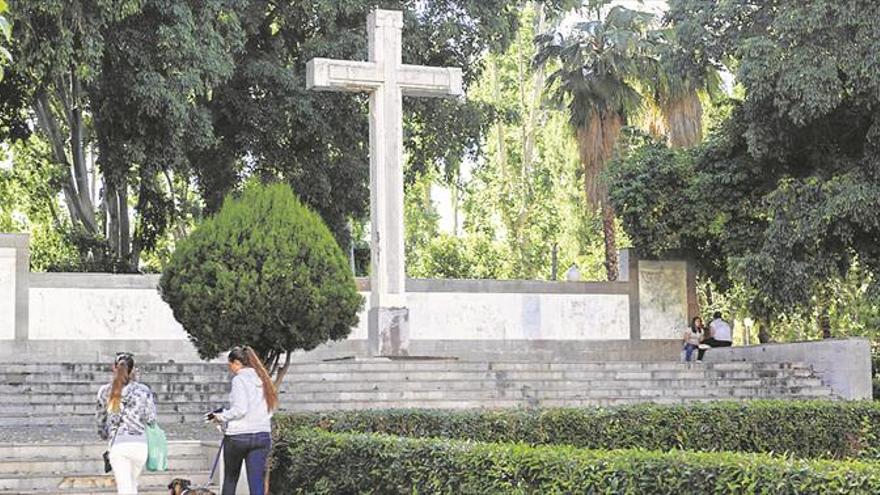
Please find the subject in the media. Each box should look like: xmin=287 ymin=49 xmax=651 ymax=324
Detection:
xmin=684 ymin=343 xmax=698 ymax=362
xmin=222 ymin=432 xmax=271 ymax=495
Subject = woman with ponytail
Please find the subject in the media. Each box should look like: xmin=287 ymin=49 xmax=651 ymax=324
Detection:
xmin=96 ymin=353 xmax=157 ymax=494
xmin=210 ymin=346 xmax=278 ymax=495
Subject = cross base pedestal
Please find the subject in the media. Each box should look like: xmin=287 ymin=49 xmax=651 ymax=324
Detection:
xmin=368 ymin=306 xmax=410 ymax=356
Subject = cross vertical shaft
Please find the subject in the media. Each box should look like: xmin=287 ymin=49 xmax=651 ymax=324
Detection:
xmin=368 ymin=10 xmax=405 ymax=310
xmin=305 ymin=9 xmax=463 ymax=355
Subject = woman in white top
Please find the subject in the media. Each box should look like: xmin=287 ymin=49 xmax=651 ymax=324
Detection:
xmin=96 ymin=353 xmax=157 ymax=494
xmin=209 ymin=346 xmax=278 ymax=495
xmin=682 ymin=317 xmax=705 ymax=362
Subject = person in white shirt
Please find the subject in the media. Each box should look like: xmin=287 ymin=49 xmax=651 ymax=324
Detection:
xmin=208 ymin=346 xmax=277 ymax=495
xmin=698 ymin=311 xmax=733 ymax=361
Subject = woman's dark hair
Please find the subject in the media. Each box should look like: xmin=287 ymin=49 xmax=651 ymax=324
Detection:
xmin=690 ymin=316 xmax=703 ymax=332
xmin=108 ymin=353 xmax=135 ymax=413
xmin=228 ymin=346 xmax=278 ymax=411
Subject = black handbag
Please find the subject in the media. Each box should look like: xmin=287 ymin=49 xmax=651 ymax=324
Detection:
xmin=102 ymin=449 xmax=112 ymax=473
xmin=103 ymin=428 xmax=118 ymax=473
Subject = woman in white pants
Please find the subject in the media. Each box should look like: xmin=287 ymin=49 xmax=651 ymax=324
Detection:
xmin=96 ymin=353 xmax=158 ymax=494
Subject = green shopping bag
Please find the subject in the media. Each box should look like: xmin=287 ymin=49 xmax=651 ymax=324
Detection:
xmin=145 ymin=424 xmax=168 ymax=472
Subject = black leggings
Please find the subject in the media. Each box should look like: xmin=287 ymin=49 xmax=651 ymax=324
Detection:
xmin=697 ymin=338 xmax=731 ymax=360
xmin=222 ymin=432 xmax=271 ymax=495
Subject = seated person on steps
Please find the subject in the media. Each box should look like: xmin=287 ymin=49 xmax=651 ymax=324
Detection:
xmin=682 ymin=316 xmax=706 ymax=362
xmin=697 ymin=311 xmax=733 ymax=362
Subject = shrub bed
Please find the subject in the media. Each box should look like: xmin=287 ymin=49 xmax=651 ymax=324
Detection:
xmin=274 ymin=400 xmax=880 ymax=459
xmin=271 ymin=427 xmax=880 ymax=494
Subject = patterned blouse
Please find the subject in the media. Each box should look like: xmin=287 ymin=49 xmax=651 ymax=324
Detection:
xmin=96 ymin=381 xmax=158 ymax=441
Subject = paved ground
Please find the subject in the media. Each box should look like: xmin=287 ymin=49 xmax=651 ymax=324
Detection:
xmin=1 ymin=423 xmax=220 ymax=444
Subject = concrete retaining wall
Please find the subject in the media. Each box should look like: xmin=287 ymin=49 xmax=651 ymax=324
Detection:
xmin=0 ymin=234 xmax=694 ymax=362
xmin=702 ymin=338 xmax=872 ymax=400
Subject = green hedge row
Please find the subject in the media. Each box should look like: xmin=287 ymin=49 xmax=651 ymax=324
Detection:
xmin=271 ymin=427 xmax=880 ymax=494
xmin=274 ymin=400 xmax=880 ymax=459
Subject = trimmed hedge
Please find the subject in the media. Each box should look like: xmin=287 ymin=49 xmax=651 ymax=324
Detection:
xmin=274 ymin=400 xmax=880 ymax=460
xmin=271 ymin=427 xmax=880 ymax=494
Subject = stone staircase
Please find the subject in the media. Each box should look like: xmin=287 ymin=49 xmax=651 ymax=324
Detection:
xmin=0 ymin=359 xmax=834 ymax=494
xmin=0 ymin=360 xmax=834 ymax=430
xmin=0 ymin=441 xmax=217 ymax=494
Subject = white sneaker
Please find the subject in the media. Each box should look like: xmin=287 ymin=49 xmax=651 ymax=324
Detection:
xmin=698 ymin=344 xmax=710 ymax=350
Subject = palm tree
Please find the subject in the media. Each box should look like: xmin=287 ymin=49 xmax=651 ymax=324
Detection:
xmin=535 ymin=5 xmax=659 ymax=280
xmin=651 ymin=27 xmax=722 ymax=148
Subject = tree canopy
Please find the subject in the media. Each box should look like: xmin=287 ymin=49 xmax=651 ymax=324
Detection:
xmin=609 ymin=0 xmax=880 ymax=324
xmin=159 ymin=183 xmax=363 ymax=383
xmin=2 ymin=0 xmax=553 ymax=271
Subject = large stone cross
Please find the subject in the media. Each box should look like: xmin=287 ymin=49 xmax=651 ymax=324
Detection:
xmin=306 ymin=9 xmax=463 ymax=356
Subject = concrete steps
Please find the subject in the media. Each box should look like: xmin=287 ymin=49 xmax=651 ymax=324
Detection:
xmin=0 ymin=358 xmax=835 ymax=494
xmin=0 ymin=361 xmax=835 ymax=431
xmin=0 ymin=360 xmax=835 ymax=434
xmin=0 ymin=441 xmax=215 ymax=494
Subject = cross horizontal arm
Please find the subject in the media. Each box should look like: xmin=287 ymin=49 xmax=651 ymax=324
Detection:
xmin=399 ymin=65 xmax=464 ymax=98
xmin=306 ymin=58 xmax=382 ymax=92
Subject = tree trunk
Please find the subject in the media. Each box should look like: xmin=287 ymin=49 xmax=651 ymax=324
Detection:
xmin=575 ymin=109 xmax=623 ymax=281
xmin=273 ymin=351 xmax=292 ymax=388
xmin=521 ymin=2 xmax=545 ymax=178
xmin=450 ymin=177 xmax=459 ymax=236
xmin=601 ymin=203 xmax=618 ymax=281
xmin=757 ymin=319 xmax=771 ymax=344
xmin=818 ymin=305 xmax=832 ymax=339
xmin=33 ymin=90 xmax=97 ymax=235
xmin=68 ymin=69 xmax=97 ymax=230
xmin=105 ymin=181 xmax=120 ymax=256
xmin=118 ymin=185 xmax=130 ymax=263
xmin=664 ymin=91 xmax=703 ymax=148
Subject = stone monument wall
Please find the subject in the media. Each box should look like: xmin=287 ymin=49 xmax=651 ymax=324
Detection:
xmin=0 ymin=234 xmax=696 ymax=362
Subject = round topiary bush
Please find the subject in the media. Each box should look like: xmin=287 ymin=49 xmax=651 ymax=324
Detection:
xmin=159 ymin=183 xmax=363 ymax=381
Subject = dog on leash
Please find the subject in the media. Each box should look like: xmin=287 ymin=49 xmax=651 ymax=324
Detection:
xmin=167 ymin=478 xmax=216 ymax=495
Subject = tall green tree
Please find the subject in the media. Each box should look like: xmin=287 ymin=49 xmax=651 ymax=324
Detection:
xmin=7 ymin=0 xmax=244 ymax=271
xmin=4 ymin=1 xmax=549 ymax=271
xmin=536 ymin=4 xmax=659 ymax=281
xmin=609 ymin=0 xmax=880 ymax=338
xmin=465 ymin=1 xmax=591 ymax=279
xmin=192 ymin=0 xmax=544 ymax=246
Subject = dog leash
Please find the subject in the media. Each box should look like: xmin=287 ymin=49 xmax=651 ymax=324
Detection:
xmin=207 ymin=437 xmax=224 ymax=486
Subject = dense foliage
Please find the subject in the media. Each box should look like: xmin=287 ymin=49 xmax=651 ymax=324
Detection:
xmin=0 ymin=0 xmax=9 ymax=81
xmin=406 ymin=2 xmax=614 ymax=281
xmin=535 ymin=5 xmax=659 ymax=281
xmin=6 ymin=0 xmax=244 ymax=271
xmin=275 ymin=400 xmax=880 ymax=460
xmin=159 ymin=183 xmax=362 ymax=379
xmin=2 ymin=0 xmax=551 ymax=271
xmin=608 ymin=0 xmax=880 ymax=324
xmin=271 ymin=427 xmax=880 ymax=494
